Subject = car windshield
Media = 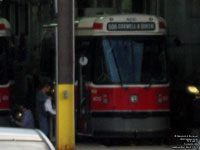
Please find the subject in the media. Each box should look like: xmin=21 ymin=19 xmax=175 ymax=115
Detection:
xmin=0 ymin=141 xmax=50 ymax=150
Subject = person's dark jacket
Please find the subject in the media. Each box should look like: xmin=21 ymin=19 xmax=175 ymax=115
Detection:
xmin=36 ymin=90 xmax=48 ymax=117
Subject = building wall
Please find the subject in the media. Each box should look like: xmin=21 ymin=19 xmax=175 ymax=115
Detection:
xmin=163 ymin=0 xmax=200 ymax=81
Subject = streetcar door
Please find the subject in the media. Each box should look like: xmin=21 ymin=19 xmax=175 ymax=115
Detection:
xmin=75 ymin=37 xmax=95 ymax=135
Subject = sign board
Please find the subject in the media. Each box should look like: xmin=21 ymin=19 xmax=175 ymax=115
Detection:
xmin=107 ymin=22 xmax=156 ymax=31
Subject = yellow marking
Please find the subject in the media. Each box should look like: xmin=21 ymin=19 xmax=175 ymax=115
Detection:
xmin=57 ymin=84 xmax=75 ymax=150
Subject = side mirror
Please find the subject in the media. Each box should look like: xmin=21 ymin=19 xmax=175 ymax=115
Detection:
xmin=79 ymin=56 xmax=88 ymax=66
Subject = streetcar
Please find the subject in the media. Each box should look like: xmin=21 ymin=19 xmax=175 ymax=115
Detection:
xmin=0 ymin=17 xmax=14 ymax=125
xmin=75 ymin=14 xmax=170 ymax=138
xmin=40 ymin=14 xmax=170 ymax=138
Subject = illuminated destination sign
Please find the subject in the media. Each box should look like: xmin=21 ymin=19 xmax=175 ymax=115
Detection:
xmin=107 ymin=22 xmax=156 ymax=31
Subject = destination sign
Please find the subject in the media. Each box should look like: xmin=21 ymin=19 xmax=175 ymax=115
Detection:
xmin=107 ymin=22 xmax=156 ymax=31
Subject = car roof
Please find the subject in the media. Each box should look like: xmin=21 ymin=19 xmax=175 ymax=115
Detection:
xmin=0 ymin=127 xmax=42 ymax=141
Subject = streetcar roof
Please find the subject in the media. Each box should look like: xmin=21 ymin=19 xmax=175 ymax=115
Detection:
xmin=75 ymin=14 xmax=167 ymax=36
xmin=0 ymin=17 xmax=11 ymax=37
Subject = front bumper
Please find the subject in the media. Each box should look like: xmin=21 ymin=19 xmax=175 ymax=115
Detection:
xmin=90 ymin=112 xmax=170 ymax=138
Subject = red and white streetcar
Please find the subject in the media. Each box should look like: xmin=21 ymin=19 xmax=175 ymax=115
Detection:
xmin=75 ymin=14 xmax=170 ymax=138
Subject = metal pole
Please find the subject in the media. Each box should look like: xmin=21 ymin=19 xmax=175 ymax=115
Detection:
xmin=77 ymin=64 xmax=83 ymax=132
xmin=57 ymin=0 xmax=75 ymax=149
xmin=157 ymin=0 xmax=160 ymax=16
xmin=54 ymin=0 xmax=58 ymax=14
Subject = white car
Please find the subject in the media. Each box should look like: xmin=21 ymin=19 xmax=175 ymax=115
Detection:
xmin=0 ymin=127 xmax=56 ymax=150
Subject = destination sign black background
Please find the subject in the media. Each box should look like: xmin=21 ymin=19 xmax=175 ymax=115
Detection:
xmin=107 ymin=22 xmax=156 ymax=31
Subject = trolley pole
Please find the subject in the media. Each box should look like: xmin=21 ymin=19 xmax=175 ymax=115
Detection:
xmin=57 ymin=0 xmax=75 ymax=149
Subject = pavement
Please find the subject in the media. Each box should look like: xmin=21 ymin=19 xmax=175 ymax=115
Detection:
xmin=76 ymin=144 xmax=174 ymax=150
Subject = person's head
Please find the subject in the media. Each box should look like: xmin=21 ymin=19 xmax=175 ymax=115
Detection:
xmin=41 ymin=83 xmax=51 ymax=93
xmin=18 ymin=103 xmax=29 ymax=112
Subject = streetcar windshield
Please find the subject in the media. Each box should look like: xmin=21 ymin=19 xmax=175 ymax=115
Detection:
xmin=76 ymin=36 xmax=168 ymax=85
xmin=102 ymin=36 xmax=168 ymax=84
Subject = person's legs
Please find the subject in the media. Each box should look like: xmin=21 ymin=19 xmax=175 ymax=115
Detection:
xmin=38 ymin=115 xmax=48 ymax=136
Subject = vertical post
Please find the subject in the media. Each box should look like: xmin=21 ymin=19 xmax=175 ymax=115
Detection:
xmin=57 ymin=0 xmax=75 ymax=150
xmin=156 ymin=0 xmax=160 ymax=15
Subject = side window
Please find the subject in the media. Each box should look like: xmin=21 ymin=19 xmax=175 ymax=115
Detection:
xmin=0 ymin=38 xmax=6 ymax=55
xmin=0 ymin=38 xmax=9 ymax=83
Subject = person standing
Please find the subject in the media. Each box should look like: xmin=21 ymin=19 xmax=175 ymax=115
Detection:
xmin=36 ymin=83 xmax=51 ymax=135
xmin=45 ymin=96 xmax=56 ymax=115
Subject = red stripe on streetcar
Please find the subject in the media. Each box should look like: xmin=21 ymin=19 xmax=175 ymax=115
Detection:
xmin=90 ymin=86 xmax=170 ymax=111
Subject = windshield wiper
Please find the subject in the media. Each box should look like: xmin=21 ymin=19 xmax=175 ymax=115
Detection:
xmin=144 ymin=78 xmax=166 ymax=90
xmin=144 ymin=80 xmax=153 ymax=90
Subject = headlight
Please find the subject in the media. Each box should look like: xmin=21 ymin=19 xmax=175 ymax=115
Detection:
xmin=130 ymin=95 xmax=138 ymax=103
xmin=187 ymin=86 xmax=199 ymax=95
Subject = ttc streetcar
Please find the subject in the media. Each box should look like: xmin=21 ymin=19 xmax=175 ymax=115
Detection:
xmin=75 ymin=14 xmax=170 ymax=138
